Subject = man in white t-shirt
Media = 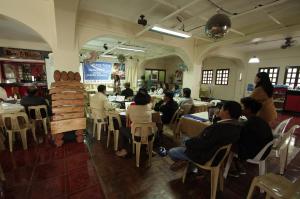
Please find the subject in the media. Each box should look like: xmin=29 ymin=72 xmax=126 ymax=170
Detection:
xmin=0 ymin=86 xmax=7 ymax=101
xmin=89 ymin=85 xmax=110 ymax=119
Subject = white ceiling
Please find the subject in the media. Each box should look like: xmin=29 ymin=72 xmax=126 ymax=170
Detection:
xmin=0 ymin=14 xmax=45 ymax=43
xmin=81 ymin=35 xmax=176 ymax=59
xmin=80 ymin=0 xmax=300 ymax=52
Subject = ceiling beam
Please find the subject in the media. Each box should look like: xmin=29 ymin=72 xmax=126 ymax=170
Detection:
xmin=209 ymin=24 xmax=300 ymax=48
xmin=103 ymin=0 xmax=201 ymax=55
xmin=155 ymin=0 xmax=245 ymax=38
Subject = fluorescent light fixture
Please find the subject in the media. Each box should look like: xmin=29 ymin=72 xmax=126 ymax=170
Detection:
xmin=151 ymin=25 xmax=191 ymax=39
xmin=248 ymin=56 xmax=260 ymax=64
xmin=101 ymin=54 xmax=117 ymax=59
xmin=117 ymin=46 xmax=145 ymax=52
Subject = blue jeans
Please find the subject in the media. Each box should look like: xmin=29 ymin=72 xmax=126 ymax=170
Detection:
xmin=168 ymin=147 xmax=198 ymax=172
xmin=168 ymin=147 xmax=191 ymax=161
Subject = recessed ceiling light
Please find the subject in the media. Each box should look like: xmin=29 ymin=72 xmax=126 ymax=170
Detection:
xmin=117 ymin=46 xmax=145 ymax=52
xmin=150 ymin=25 xmax=191 ymax=39
xmin=101 ymin=54 xmax=117 ymax=58
xmin=251 ymin=38 xmax=262 ymax=43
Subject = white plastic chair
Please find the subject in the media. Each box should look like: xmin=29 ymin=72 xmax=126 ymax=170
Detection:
xmin=131 ymin=122 xmax=156 ymax=167
xmin=91 ymin=111 xmax=107 ymax=141
xmin=182 ymin=144 xmax=232 ymax=199
xmin=2 ymin=112 xmax=36 ymax=152
xmin=272 ymin=117 xmax=293 ymax=139
xmin=246 ymin=140 xmax=274 ymax=176
xmin=272 ymin=125 xmax=299 ymax=174
xmin=224 ymin=140 xmax=274 ymax=179
xmin=28 ymin=105 xmax=49 ymax=135
xmin=106 ymin=111 xmax=122 ymax=151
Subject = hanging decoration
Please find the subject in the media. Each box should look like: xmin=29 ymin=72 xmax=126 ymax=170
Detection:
xmin=205 ymin=13 xmax=231 ymax=39
xmin=117 ymin=54 xmax=126 ymax=63
xmin=177 ymin=63 xmax=188 ymax=71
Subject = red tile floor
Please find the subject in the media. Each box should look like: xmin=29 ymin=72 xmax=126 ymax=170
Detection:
xmin=0 ymin=134 xmax=105 ymax=199
xmin=1 ymin=111 xmax=300 ymax=199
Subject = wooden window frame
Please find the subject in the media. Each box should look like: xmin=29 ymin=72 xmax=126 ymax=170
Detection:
xmin=284 ymin=66 xmax=300 ymax=89
xmin=258 ymin=67 xmax=280 ymax=85
xmin=215 ymin=69 xmax=229 ymax=85
xmin=201 ymin=69 xmax=213 ymax=84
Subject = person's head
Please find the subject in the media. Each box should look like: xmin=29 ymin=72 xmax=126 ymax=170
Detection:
xmin=97 ymin=85 xmax=106 ymax=94
xmin=163 ymin=91 xmax=174 ymax=102
xmin=255 ymin=72 xmax=273 ymax=97
xmin=182 ymin=88 xmax=191 ymax=98
xmin=28 ymin=86 xmax=38 ymax=96
xmin=158 ymin=82 xmax=163 ymax=89
xmin=141 ymin=75 xmax=145 ymax=80
xmin=218 ymin=101 xmax=242 ymax=120
xmin=114 ymin=75 xmax=120 ymax=81
xmin=134 ymin=89 xmax=151 ymax=105
xmin=124 ymin=82 xmax=130 ymax=89
xmin=240 ymin=97 xmax=262 ymax=117
xmin=174 ymin=84 xmax=179 ymax=90
xmin=164 ymin=83 xmax=169 ymax=90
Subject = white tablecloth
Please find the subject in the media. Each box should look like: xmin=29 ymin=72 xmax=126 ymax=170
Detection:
xmin=0 ymin=103 xmax=24 ymax=114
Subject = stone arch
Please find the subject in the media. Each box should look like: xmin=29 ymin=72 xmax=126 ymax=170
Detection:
xmin=0 ymin=1 xmax=55 ymax=49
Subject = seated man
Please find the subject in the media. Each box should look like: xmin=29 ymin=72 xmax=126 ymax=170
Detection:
xmin=154 ymin=91 xmax=178 ymax=124
xmin=168 ymin=101 xmax=242 ymax=170
xmin=179 ymin=88 xmax=194 ymax=113
xmin=173 ymin=84 xmax=181 ymax=97
xmin=121 ymin=82 xmax=134 ymax=99
xmin=238 ymin=97 xmax=273 ymax=160
xmin=20 ymin=86 xmax=51 ymax=116
xmin=90 ymin=85 xmax=110 ymax=119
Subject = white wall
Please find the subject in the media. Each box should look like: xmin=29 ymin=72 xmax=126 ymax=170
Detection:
xmin=202 ymin=56 xmax=244 ymax=101
xmin=244 ymin=46 xmax=300 ymax=88
xmin=140 ymin=55 xmax=183 ymax=83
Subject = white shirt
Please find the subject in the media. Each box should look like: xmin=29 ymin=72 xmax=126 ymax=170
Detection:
xmin=90 ymin=92 xmax=110 ymax=119
xmin=156 ymin=88 xmax=164 ymax=95
xmin=126 ymin=104 xmax=152 ymax=124
xmin=0 ymin=87 xmax=7 ymax=100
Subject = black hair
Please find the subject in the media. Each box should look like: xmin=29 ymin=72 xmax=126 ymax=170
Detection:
xmin=28 ymin=87 xmax=38 ymax=96
xmin=124 ymin=82 xmax=130 ymax=88
xmin=164 ymin=83 xmax=169 ymax=90
xmin=141 ymin=75 xmax=145 ymax=80
xmin=97 ymin=85 xmax=106 ymax=93
xmin=174 ymin=84 xmax=179 ymax=90
xmin=134 ymin=89 xmax=151 ymax=105
xmin=222 ymin=101 xmax=242 ymax=119
xmin=241 ymin=97 xmax=262 ymax=114
xmin=114 ymin=75 xmax=120 ymax=82
xmin=256 ymin=72 xmax=273 ymax=97
xmin=164 ymin=91 xmax=174 ymax=99
xmin=183 ymin=88 xmax=191 ymax=98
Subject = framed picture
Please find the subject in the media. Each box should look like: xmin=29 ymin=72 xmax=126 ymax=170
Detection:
xmin=151 ymin=71 xmax=158 ymax=80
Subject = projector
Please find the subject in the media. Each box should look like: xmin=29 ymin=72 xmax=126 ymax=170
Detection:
xmin=138 ymin=15 xmax=147 ymax=26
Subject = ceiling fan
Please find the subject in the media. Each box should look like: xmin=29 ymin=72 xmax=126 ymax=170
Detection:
xmin=281 ymin=37 xmax=296 ymax=49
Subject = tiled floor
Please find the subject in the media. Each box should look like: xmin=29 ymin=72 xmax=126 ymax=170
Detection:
xmin=87 ymin=112 xmax=300 ymax=199
xmin=1 ymin=112 xmax=300 ymax=199
xmin=0 ymin=134 xmax=105 ymax=199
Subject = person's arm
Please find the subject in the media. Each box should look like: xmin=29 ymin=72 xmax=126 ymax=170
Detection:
xmin=185 ymin=125 xmax=218 ymax=150
xmin=250 ymin=87 xmax=268 ymax=102
xmin=103 ymin=96 xmax=111 ymax=111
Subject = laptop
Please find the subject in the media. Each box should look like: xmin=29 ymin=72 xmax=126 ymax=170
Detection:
xmin=108 ymin=95 xmax=117 ymax=102
xmin=116 ymin=96 xmax=125 ymax=102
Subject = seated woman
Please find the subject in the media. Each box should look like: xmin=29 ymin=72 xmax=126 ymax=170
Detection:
xmin=116 ymin=89 xmax=152 ymax=157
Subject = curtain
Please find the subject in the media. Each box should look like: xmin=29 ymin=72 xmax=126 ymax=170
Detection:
xmin=125 ymin=59 xmax=138 ymax=90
